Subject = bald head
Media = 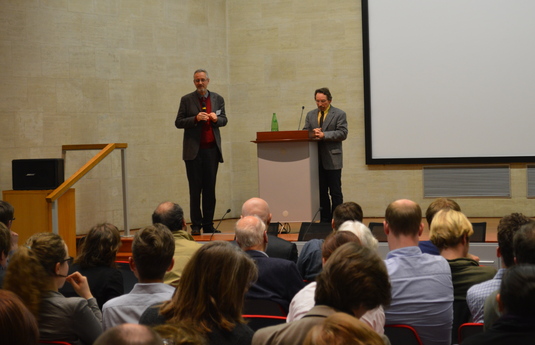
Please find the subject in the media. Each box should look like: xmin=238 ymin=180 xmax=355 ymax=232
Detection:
xmin=235 ymin=215 xmax=267 ymax=251
xmin=385 ymin=199 xmax=422 ymax=237
xmin=241 ymin=198 xmax=272 ymax=225
xmin=152 ymin=201 xmax=185 ymax=232
xmin=94 ymin=324 xmax=163 ymax=345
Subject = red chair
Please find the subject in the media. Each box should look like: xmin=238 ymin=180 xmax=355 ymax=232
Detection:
xmin=458 ymin=322 xmax=484 ymax=344
xmin=242 ymin=314 xmax=287 ymax=331
xmin=384 ymin=325 xmax=423 ymax=345
xmin=39 ymin=341 xmax=73 ymax=345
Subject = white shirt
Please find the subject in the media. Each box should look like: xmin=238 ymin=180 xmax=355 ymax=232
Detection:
xmin=286 ymin=281 xmax=386 ymax=334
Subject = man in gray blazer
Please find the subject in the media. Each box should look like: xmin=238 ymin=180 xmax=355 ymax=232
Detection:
xmin=303 ymin=87 xmax=348 ymax=223
xmin=175 ymin=69 xmax=228 ymax=235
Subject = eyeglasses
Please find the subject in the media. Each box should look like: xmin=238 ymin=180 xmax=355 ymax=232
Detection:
xmin=60 ymin=256 xmax=74 ymax=265
xmin=194 ymin=78 xmax=208 ymax=83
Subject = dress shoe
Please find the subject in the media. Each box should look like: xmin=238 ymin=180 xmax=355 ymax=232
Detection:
xmin=191 ymin=226 xmax=201 ymax=236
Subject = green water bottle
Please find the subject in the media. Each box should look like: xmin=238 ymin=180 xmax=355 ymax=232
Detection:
xmin=271 ymin=113 xmax=279 ymax=131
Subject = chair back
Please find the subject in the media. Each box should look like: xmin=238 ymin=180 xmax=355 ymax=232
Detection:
xmin=243 ymin=299 xmax=287 ymax=316
xmin=39 ymin=341 xmax=73 ymax=345
xmin=115 ymin=260 xmax=138 ymax=294
xmin=384 ymin=324 xmax=423 ymax=345
xmin=242 ymin=314 xmax=287 ymax=331
xmin=458 ymin=322 xmax=484 ymax=344
xmin=368 ymin=222 xmax=387 ymax=242
xmin=470 ymin=222 xmax=487 ymax=242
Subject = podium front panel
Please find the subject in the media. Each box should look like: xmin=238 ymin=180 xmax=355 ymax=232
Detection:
xmin=257 ymin=141 xmax=319 ymax=222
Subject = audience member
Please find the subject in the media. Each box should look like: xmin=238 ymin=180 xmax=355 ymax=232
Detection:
xmin=235 ymin=215 xmax=304 ymax=313
xmin=152 ymin=201 xmax=203 ymax=287
xmin=4 ymin=232 xmax=102 ymax=344
xmin=241 ymin=197 xmax=298 ymax=262
xmin=252 ymin=242 xmax=391 ymax=345
xmin=0 ymin=289 xmax=39 ymax=345
xmin=0 ymin=200 xmax=19 ymax=256
xmin=94 ymin=323 xmax=163 ymax=345
xmin=430 ymin=208 xmax=496 ymax=340
xmin=466 ymin=213 xmax=531 ymax=323
xmin=0 ymin=222 xmax=11 ymax=287
xmin=102 ymin=224 xmax=175 ymax=329
xmin=288 ymin=225 xmax=385 ymax=334
xmin=302 ymin=312 xmax=385 ymax=345
xmin=59 ymin=222 xmax=124 ymax=309
xmin=463 ymin=265 xmax=535 ymax=345
xmin=139 ymin=241 xmax=258 ymax=345
xmin=384 ymin=199 xmax=453 ymax=345
xmin=484 ymin=221 xmax=535 ymax=328
xmin=297 ymin=201 xmax=363 ymax=281
xmin=419 ymin=198 xmax=461 ymax=255
xmin=153 ymin=323 xmax=207 ymax=345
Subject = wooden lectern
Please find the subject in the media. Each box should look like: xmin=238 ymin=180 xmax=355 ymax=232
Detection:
xmin=254 ymin=130 xmax=320 ymax=222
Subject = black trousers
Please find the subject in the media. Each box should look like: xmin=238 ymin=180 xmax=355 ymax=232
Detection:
xmin=185 ymin=146 xmax=219 ymax=231
xmin=318 ymin=162 xmax=343 ymax=223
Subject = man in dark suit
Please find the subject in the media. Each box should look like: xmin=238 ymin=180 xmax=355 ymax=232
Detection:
xmin=303 ymin=87 xmax=348 ymax=223
xmin=235 ymin=216 xmax=304 ymax=313
xmin=175 ymin=69 xmax=228 ymax=235
xmin=241 ymin=197 xmax=298 ymax=263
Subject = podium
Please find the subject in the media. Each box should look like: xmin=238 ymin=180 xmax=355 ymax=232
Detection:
xmin=2 ymin=189 xmax=76 ymax=256
xmin=254 ymin=131 xmax=320 ymax=222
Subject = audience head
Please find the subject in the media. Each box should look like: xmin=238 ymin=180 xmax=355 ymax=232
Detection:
xmin=241 ymin=197 xmax=272 ymax=225
xmin=234 ymin=215 xmax=267 ymax=251
xmin=497 ymin=213 xmax=532 ymax=268
xmin=76 ymin=223 xmax=121 ymax=269
xmin=322 ymin=231 xmax=360 ymax=262
xmin=332 ymin=202 xmax=363 ymax=230
xmin=0 ymin=290 xmax=39 ymax=345
xmin=315 ymin=242 xmax=391 ymax=317
xmin=384 ymin=199 xmax=422 ymax=237
xmin=0 ymin=200 xmax=14 ymax=228
xmin=303 ymin=312 xmax=384 ymax=345
xmin=160 ymin=241 xmax=257 ymax=334
xmin=5 ymin=232 xmax=68 ymax=319
xmin=132 ymin=224 xmax=175 ymax=281
xmin=337 ymin=221 xmax=378 ymax=251
xmin=0 ymin=222 xmax=10 ymax=268
xmin=425 ymin=198 xmax=461 ymax=227
xmin=94 ymin=323 xmax=163 ymax=345
xmin=153 ymin=324 xmax=206 ymax=345
xmin=513 ymin=221 xmax=535 ymax=264
xmin=498 ymin=264 xmax=535 ymax=318
xmin=429 ymin=209 xmax=473 ymax=252
xmin=152 ymin=201 xmax=185 ymax=232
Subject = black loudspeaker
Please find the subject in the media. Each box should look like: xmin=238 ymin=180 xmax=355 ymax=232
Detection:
xmin=298 ymin=222 xmax=333 ymax=241
xmin=12 ymin=159 xmax=65 ymax=190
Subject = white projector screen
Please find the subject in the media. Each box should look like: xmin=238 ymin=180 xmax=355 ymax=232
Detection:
xmin=362 ymin=0 xmax=535 ymax=164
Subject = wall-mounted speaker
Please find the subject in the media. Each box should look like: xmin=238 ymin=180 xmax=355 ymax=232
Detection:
xmin=12 ymin=159 xmax=65 ymax=190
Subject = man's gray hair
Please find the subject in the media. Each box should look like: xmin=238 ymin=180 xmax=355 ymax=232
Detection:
xmin=338 ymin=220 xmax=379 ymax=251
xmin=193 ymin=69 xmax=209 ymax=78
xmin=235 ymin=215 xmax=266 ymax=249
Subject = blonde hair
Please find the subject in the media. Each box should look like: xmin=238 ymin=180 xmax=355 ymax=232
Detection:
xmin=4 ymin=232 xmax=66 ymax=319
xmin=430 ymin=209 xmax=473 ymax=250
xmin=303 ymin=312 xmax=384 ymax=345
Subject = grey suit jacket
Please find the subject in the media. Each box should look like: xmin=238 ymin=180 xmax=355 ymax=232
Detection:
xmin=303 ymin=105 xmax=348 ymax=170
xmin=175 ymin=90 xmax=228 ymax=162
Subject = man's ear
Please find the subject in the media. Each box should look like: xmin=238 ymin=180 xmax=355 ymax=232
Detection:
xmin=496 ymin=293 xmax=505 ymax=313
xmin=166 ymin=258 xmax=174 ymax=272
xmin=331 ymin=219 xmax=335 ymax=230
xmin=54 ymin=262 xmax=61 ymax=275
xmin=383 ymin=221 xmax=390 ymax=236
xmin=129 ymin=257 xmax=136 ymax=272
xmin=418 ymin=223 xmax=424 ymax=237
xmin=496 ymin=247 xmax=501 ymax=258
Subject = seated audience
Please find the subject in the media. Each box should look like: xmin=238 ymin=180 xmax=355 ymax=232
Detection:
xmin=102 ymin=224 xmax=175 ymax=329
xmin=384 ymin=199 xmax=453 ymax=345
xmin=466 ymin=213 xmax=531 ymax=323
xmin=303 ymin=312 xmax=385 ymax=345
xmin=241 ymin=197 xmax=298 ymax=263
xmin=4 ymin=232 xmax=102 ymax=344
xmin=0 ymin=289 xmax=39 ymax=345
xmin=0 ymin=200 xmax=19 ymax=257
xmin=0 ymin=222 xmax=10 ymax=287
xmin=139 ymin=241 xmax=258 ymax=345
xmin=94 ymin=323 xmax=163 ymax=345
xmin=484 ymin=221 xmax=535 ymax=328
xmin=252 ymin=242 xmax=391 ymax=345
xmin=235 ymin=215 xmax=304 ymax=313
xmin=463 ymin=264 xmax=535 ymax=344
xmin=153 ymin=323 xmax=207 ymax=345
xmin=60 ymin=222 xmax=124 ymax=309
xmin=152 ymin=201 xmax=203 ymax=287
xmin=419 ymin=198 xmax=461 ymax=255
xmin=288 ymin=223 xmax=386 ymax=334
xmin=297 ymin=201 xmax=363 ymax=281
xmin=430 ymin=209 xmax=496 ymax=340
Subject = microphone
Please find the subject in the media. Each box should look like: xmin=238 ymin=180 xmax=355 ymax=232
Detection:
xmin=297 ymin=106 xmax=305 ymax=130
xmin=211 ymin=208 xmax=231 ymax=240
xmin=300 ymin=207 xmax=323 ymax=241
